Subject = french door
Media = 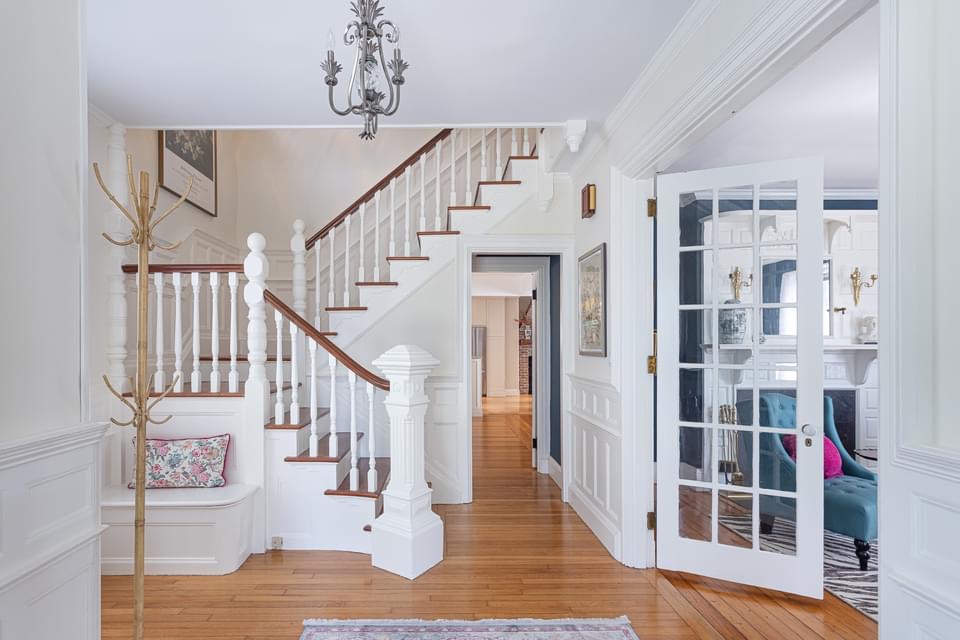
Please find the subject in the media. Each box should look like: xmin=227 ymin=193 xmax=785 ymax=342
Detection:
xmin=656 ymin=158 xmax=825 ymax=598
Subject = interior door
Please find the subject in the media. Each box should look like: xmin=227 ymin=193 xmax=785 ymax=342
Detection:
xmin=656 ymin=158 xmax=825 ymax=598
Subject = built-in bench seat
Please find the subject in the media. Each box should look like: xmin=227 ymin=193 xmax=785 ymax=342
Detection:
xmin=100 ymin=483 xmax=256 ymax=576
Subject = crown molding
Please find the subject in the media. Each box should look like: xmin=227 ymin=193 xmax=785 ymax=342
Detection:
xmin=88 ymin=102 xmax=119 ymax=129
xmin=603 ymin=0 xmax=874 ymax=179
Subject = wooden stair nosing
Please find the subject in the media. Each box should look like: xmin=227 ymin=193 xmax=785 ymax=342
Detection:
xmin=355 ymin=281 xmax=398 ymax=287
xmin=264 ymin=406 xmax=330 ymax=430
xmin=447 ymin=205 xmax=490 ymax=211
xmin=325 ymin=306 xmax=368 ymax=312
xmin=417 ymin=230 xmax=460 ymax=236
xmin=386 ymin=256 xmax=429 ymax=261
xmin=283 ymin=432 xmax=363 ymax=463
xmin=324 ymin=457 xmax=391 ymax=498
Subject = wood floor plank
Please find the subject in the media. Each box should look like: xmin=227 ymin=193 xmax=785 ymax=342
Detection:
xmin=102 ymin=395 xmax=877 ymax=639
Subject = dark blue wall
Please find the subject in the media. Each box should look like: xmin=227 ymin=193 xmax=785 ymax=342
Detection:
xmin=550 ymin=255 xmax=562 ymax=463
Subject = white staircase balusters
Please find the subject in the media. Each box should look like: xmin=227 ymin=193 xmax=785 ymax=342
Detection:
xmin=228 ymin=272 xmax=239 ymax=393
xmin=404 ymin=166 xmax=412 ymax=257
xmin=495 ymin=127 xmax=503 ymax=180
xmin=366 ymin=381 xmax=377 ymax=491
xmin=343 ymin=215 xmax=351 ymax=306
xmin=373 ymin=190 xmax=382 ymax=281
xmin=153 ymin=272 xmax=165 ymax=392
xmin=481 ymin=128 xmax=488 ymax=181
xmin=358 ymin=202 xmax=366 ymax=283
xmin=172 ymin=272 xmax=184 ymax=392
xmin=209 ymin=272 xmax=221 ymax=391
xmin=191 ymin=272 xmax=202 ymax=392
xmin=314 ymin=243 xmax=322 ymax=327
xmin=511 ymin=127 xmax=518 ymax=158
xmin=291 ymin=219 xmax=307 ymax=322
xmin=308 ymin=338 xmax=319 ymax=456
xmin=274 ymin=309 xmax=284 ymax=423
xmin=327 ymin=227 xmax=336 ymax=309
xmin=328 ymin=353 xmax=338 ymax=457
xmin=434 ymin=141 xmax=442 ymax=230
xmin=389 ymin=177 xmax=397 ymax=257
xmin=465 ymin=129 xmax=472 ymax=206
xmin=523 ymin=128 xmax=531 ymax=156
xmin=289 ymin=322 xmax=299 ymax=418
xmin=449 ymin=131 xmax=457 ymax=206
xmin=348 ymin=370 xmax=359 ymax=491
xmin=418 ymin=154 xmax=426 ymax=233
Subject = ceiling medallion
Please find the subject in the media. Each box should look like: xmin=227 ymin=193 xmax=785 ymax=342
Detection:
xmin=321 ymin=0 xmax=409 ymax=140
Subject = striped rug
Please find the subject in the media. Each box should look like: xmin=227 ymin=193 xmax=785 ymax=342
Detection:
xmin=721 ymin=515 xmax=878 ymax=619
xmin=300 ymin=617 xmax=640 ymax=639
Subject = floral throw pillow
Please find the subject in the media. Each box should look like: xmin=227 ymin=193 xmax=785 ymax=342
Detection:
xmin=128 ymin=434 xmax=230 ymax=489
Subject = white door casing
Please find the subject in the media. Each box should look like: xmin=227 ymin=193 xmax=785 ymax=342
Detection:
xmin=878 ymin=0 xmax=960 ymax=636
xmin=656 ymin=157 xmax=825 ymax=598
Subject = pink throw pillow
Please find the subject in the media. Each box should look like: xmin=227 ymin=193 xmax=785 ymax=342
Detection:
xmin=781 ymin=435 xmax=844 ymax=479
xmin=128 ymin=434 xmax=230 ymax=489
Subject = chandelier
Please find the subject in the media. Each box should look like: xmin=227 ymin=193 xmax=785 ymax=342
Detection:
xmin=321 ymin=0 xmax=409 ymax=140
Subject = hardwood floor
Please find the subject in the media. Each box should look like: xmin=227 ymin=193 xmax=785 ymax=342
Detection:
xmin=101 ymin=394 xmax=877 ymax=639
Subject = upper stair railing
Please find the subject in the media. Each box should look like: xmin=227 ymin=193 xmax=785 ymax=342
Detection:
xmin=301 ymin=127 xmax=539 ymax=327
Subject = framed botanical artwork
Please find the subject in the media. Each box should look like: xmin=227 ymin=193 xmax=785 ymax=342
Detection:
xmin=578 ymin=243 xmax=607 ymax=357
xmin=159 ymin=130 xmax=217 ymax=216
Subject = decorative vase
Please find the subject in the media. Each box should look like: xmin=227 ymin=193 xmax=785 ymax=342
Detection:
xmin=719 ymin=299 xmax=748 ymax=344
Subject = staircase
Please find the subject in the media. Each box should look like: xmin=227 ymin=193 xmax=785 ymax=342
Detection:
xmin=100 ymin=127 xmax=545 ymax=580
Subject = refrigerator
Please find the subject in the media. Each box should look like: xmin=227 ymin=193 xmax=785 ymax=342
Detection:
xmin=471 ymin=326 xmax=486 ymax=396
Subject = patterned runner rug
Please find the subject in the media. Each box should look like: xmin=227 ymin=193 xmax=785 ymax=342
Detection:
xmin=720 ymin=515 xmax=878 ymax=619
xmin=300 ymin=617 xmax=639 ymax=639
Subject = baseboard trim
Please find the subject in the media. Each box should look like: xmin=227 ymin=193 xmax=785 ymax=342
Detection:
xmin=548 ymin=457 xmax=563 ymax=490
xmin=568 ymin=483 xmax=622 ymax=562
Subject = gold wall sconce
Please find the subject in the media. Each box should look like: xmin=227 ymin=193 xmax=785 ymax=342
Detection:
xmin=850 ymin=267 xmax=878 ymax=306
xmin=729 ymin=266 xmax=753 ymax=301
xmin=580 ymin=183 xmax=597 ymax=218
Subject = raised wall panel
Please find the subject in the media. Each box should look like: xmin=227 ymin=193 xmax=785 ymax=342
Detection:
xmin=567 ymin=375 xmax=622 ymax=560
xmin=424 ymin=382 xmax=464 ymax=503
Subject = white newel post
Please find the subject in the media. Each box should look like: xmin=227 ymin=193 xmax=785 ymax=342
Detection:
xmin=371 ymin=345 xmax=444 ymax=579
xmin=105 ymin=124 xmax=130 ymax=393
xmin=243 ymin=233 xmax=270 ymax=553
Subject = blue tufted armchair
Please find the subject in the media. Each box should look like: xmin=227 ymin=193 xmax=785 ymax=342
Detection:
xmin=734 ymin=393 xmax=878 ymax=570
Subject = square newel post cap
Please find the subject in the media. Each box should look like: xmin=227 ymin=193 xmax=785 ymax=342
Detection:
xmin=373 ymin=345 xmax=439 ymax=378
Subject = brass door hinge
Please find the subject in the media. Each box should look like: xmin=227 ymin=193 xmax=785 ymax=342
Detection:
xmin=647 ymin=198 xmax=657 ymax=218
xmin=647 ymin=511 xmax=656 ymax=530
xmin=647 ymin=330 xmax=658 ymax=374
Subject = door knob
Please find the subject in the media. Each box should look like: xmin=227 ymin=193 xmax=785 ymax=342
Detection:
xmin=801 ymin=424 xmax=816 ymax=436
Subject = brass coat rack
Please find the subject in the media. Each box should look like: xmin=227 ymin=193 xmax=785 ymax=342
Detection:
xmin=94 ymin=155 xmax=192 ymax=640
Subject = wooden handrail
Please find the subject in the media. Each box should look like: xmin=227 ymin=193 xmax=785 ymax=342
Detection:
xmin=122 ymin=263 xmax=243 ymax=274
xmin=305 ymin=128 xmax=453 ymax=250
xmin=264 ymin=289 xmax=390 ymax=391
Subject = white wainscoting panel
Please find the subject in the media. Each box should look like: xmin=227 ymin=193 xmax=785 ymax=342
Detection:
xmin=0 ymin=422 xmax=108 ymax=640
xmin=424 ymin=380 xmax=464 ymax=504
xmin=567 ymin=375 xmax=622 ymax=560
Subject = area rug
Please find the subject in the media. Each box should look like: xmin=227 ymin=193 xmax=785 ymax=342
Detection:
xmin=300 ymin=617 xmax=639 ymax=639
xmin=720 ymin=515 xmax=877 ymax=620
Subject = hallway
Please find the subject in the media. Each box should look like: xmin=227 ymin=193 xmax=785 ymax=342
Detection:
xmin=101 ymin=396 xmax=877 ymax=639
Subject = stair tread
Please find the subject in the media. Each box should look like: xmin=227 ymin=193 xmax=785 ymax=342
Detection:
xmin=447 ymin=205 xmax=491 ymax=211
xmin=324 ymin=457 xmax=391 ymax=498
xmin=123 ymin=381 xmax=294 ymax=398
xmin=508 ymin=155 xmax=538 ymax=161
xmin=355 ymin=281 xmax=398 ymax=286
xmin=417 ymin=230 xmax=461 ymax=236
xmin=386 ymin=256 xmax=429 ymax=261
xmin=264 ymin=406 xmax=331 ymax=429
xmin=326 ymin=306 xmax=368 ymax=311
xmin=477 ymin=180 xmax=521 ymax=186
xmin=284 ymin=432 xmax=364 ymax=463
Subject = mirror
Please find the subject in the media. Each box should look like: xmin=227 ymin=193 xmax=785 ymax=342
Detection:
xmin=760 ymin=258 xmax=832 ymax=338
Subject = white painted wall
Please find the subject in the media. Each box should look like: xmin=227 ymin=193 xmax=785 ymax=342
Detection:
xmin=471 ymin=296 xmax=522 ymax=397
xmin=0 ymin=0 xmax=86 ymax=442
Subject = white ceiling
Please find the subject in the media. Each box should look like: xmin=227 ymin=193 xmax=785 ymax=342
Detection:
xmin=668 ymin=7 xmax=879 ymax=189
xmin=86 ymin=0 xmax=693 ymax=128
xmin=471 ymin=273 xmax=534 ymax=298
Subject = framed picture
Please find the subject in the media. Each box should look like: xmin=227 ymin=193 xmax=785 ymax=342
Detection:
xmin=159 ymin=130 xmax=217 ymax=216
xmin=578 ymin=243 xmax=607 ymax=357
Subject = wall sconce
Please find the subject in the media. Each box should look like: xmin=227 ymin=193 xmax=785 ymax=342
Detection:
xmin=728 ymin=266 xmax=753 ymax=301
xmin=850 ymin=267 xmax=878 ymax=306
xmin=581 ymin=183 xmax=597 ymax=218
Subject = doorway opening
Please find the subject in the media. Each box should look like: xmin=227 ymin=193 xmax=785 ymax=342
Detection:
xmin=471 ymin=256 xmax=561 ymax=487
xmin=655 ymin=5 xmax=880 ymax=623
